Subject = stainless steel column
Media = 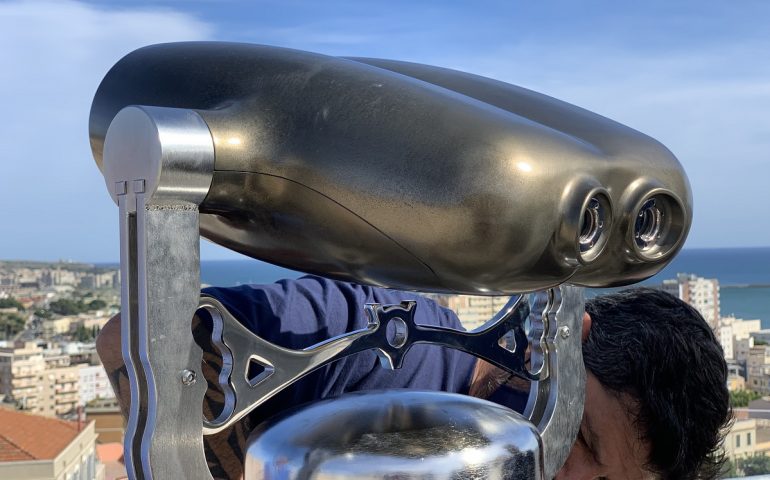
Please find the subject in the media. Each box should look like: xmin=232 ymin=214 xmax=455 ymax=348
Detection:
xmin=104 ymin=106 xmax=215 ymax=480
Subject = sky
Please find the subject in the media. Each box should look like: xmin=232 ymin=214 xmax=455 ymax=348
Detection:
xmin=0 ymin=0 xmax=768 ymax=262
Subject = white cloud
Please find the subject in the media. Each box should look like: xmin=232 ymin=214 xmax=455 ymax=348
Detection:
xmin=1 ymin=0 xmax=767 ymax=263
xmin=0 ymin=0 xmax=217 ymax=261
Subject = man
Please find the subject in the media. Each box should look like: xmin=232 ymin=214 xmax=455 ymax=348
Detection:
xmin=97 ymin=276 xmax=730 ymax=480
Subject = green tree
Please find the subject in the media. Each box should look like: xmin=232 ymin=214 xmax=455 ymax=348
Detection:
xmin=49 ymin=298 xmax=86 ymax=315
xmin=87 ymin=299 xmax=107 ymax=311
xmin=722 ymin=458 xmax=737 ymax=478
xmin=74 ymin=323 xmax=94 ymax=342
xmin=0 ymin=312 xmax=26 ymax=339
xmin=34 ymin=308 xmax=53 ymax=319
xmin=0 ymin=297 xmax=24 ymax=310
xmin=739 ymin=454 xmax=770 ymax=476
xmin=730 ymin=389 xmax=762 ymax=408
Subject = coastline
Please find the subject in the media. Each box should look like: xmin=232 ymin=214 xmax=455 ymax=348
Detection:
xmin=723 ymin=284 xmax=770 ymax=289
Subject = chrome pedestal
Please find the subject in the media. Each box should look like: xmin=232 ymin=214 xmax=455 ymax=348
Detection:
xmin=244 ymin=390 xmax=543 ymax=480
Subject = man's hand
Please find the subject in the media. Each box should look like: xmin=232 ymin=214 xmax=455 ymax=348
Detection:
xmin=96 ymin=314 xmax=130 ymax=418
xmin=469 ymin=312 xmax=591 ymax=398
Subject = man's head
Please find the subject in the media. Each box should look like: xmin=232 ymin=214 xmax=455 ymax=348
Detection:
xmin=558 ymin=288 xmax=730 ymax=480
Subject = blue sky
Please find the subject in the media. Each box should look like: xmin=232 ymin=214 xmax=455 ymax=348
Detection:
xmin=0 ymin=0 xmax=768 ymax=262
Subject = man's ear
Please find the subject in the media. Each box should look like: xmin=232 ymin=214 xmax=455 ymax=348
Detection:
xmin=582 ymin=312 xmax=592 ymax=342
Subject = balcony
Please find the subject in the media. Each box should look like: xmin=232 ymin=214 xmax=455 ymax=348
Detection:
xmin=11 ymin=385 xmax=39 ymax=396
xmin=11 ymin=378 xmax=38 ymax=388
xmin=55 ymin=391 xmax=79 ymax=402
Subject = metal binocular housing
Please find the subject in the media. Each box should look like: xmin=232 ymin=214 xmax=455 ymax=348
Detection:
xmin=89 ymin=42 xmax=692 ymax=480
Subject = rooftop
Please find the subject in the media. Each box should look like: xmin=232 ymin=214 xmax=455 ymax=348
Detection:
xmin=0 ymin=408 xmax=81 ymax=462
xmin=95 ymin=443 xmax=123 ymax=463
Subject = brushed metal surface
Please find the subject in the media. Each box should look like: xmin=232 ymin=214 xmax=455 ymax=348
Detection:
xmin=244 ymin=390 xmax=544 ymax=480
xmin=103 ymin=106 xmax=214 ymax=208
xmin=105 ymin=107 xmax=214 ymax=480
xmin=524 ymin=286 xmax=585 ymax=480
xmin=350 ymin=58 xmax=692 ymax=286
xmin=90 ymin=42 xmax=692 ymax=294
xmin=138 ymin=206 xmax=209 ymax=480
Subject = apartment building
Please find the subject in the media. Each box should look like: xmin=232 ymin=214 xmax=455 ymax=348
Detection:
xmin=748 ymin=345 xmax=770 ymax=395
xmin=79 ymin=365 xmax=114 ymax=406
xmin=0 ymin=342 xmax=46 ymax=412
xmin=720 ymin=317 xmax=762 ymax=361
xmin=49 ymin=364 xmax=86 ymax=416
xmin=444 ymin=295 xmax=512 ymax=329
xmin=724 ymin=419 xmax=770 ymax=461
xmin=736 ymin=337 xmax=756 ymax=368
xmin=662 ymin=273 xmax=720 ymax=330
xmin=0 ymin=408 xmax=104 ymax=480
xmin=0 ymin=342 xmax=88 ymax=416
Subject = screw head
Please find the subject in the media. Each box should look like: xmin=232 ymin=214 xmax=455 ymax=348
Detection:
xmin=559 ymin=326 xmax=571 ymax=339
xmin=180 ymin=369 xmax=197 ymax=386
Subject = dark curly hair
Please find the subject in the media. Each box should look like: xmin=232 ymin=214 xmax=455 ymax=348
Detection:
xmin=584 ymin=287 xmax=731 ymax=480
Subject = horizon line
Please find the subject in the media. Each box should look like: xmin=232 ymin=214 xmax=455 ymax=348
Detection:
xmin=2 ymin=245 xmax=770 ymax=266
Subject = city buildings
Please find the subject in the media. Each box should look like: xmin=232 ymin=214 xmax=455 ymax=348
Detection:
xmin=736 ymin=337 xmax=757 ymax=368
xmin=662 ymin=273 xmax=720 ymax=330
xmin=659 ymin=273 xmax=770 ymax=467
xmin=85 ymin=399 xmax=123 ymax=444
xmin=0 ymin=342 xmax=46 ymax=413
xmin=79 ymin=365 xmax=113 ymax=407
xmin=720 ymin=317 xmax=762 ymax=362
xmin=0 ymin=408 xmax=103 ymax=479
xmin=0 ymin=261 xmax=119 ymax=299
xmin=748 ymin=345 xmax=770 ymax=396
xmin=723 ymin=419 xmax=770 ymax=462
xmin=443 ymin=295 xmax=512 ymax=329
xmin=0 ymin=342 xmax=114 ymax=417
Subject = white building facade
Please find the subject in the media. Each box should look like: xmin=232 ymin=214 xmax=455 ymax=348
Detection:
xmin=79 ymin=365 xmax=114 ymax=406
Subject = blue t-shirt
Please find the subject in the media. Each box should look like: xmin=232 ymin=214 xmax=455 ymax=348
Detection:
xmin=203 ymin=275 xmax=525 ymax=424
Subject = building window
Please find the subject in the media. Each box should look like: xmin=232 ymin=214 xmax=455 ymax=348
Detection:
xmin=748 ymin=433 xmax=752 ymax=445
xmin=737 ymin=435 xmax=741 ymax=448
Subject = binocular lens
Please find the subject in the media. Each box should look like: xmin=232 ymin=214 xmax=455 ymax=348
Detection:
xmin=579 ymin=198 xmax=603 ymax=253
xmin=634 ymin=198 xmax=663 ymax=250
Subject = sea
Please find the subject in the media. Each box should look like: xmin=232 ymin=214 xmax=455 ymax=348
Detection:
xmin=195 ymin=247 xmax=770 ymax=328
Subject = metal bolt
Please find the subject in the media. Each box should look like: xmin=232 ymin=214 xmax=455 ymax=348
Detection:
xmin=114 ymin=181 xmax=128 ymax=196
xmin=132 ymin=179 xmax=146 ymax=194
xmin=180 ymin=369 xmax=197 ymax=386
xmin=559 ymin=326 xmax=571 ymax=339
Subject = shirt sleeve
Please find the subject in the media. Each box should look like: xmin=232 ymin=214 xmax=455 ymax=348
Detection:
xmin=202 ymin=275 xmax=477 ymax=423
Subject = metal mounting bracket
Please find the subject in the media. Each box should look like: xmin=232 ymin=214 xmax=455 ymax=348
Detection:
xmin=199 ymin=285 xmax=584 ymax=479
xmin=105 ymin=105 xmax=214 ymax=480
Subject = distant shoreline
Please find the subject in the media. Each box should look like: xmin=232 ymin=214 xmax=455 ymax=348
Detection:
xmin=721 ymin=284 xmax=770 ymax=289
xmin=3 ymin=245 xmax=770 ymax=267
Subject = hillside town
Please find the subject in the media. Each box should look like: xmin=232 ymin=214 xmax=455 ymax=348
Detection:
xmin=0 ymin=261 xmax=767 ymax=477
xmin=0 ymin=261 xmax=121 ymax=480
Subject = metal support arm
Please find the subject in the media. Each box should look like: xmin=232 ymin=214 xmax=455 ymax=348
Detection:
xmin=105 ymin=105 xmax=214 ymax=480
